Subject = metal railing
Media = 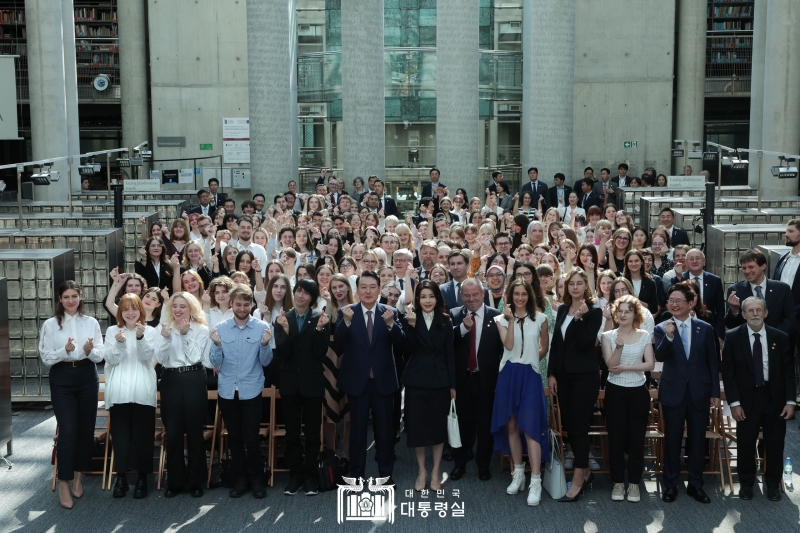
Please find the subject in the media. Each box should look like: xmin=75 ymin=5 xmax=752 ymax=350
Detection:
xmin=385 ymin=146 xmax=437 ymax=168
xmin=705 ymin=33 xmax=752 ymax=96
xmin=496 ymin=145 xmax=520 ymax=166
xmin=75 ymin=38 xmax=120 ymax=102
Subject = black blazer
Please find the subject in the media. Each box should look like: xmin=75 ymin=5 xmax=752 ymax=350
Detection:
xmin=209 ymin=192 xmax=227 ymax=208
xmin=548 ymin=304 xmax=603 ymax=376
xmin=547 ymin=185 xmax=572 ymax=209
xmin=274 ymin=309 xmax=329 ymax=397
xmin=592 ymin=178 xmax=620 ymax=206
xmin=773 ymin=251 xmax=800 ymax=319
xmin=577 ymin=190 xmax=602 ymax=211
xmin=401 ymin=315 xmax=456 ymax=389
xmin=188 ymin=205 xmax=213 ymax=216
xmin=451 ymin=305 xmax=503 ymax=393
xmin=633 ymin=276 xmax=659 ymax=315
xmin=381 ymin=197 xmax=400 ymax=218
xmin=520 ymin=180 xmax=550 ymax=211
xmin=674 ymin=270 xmax=725 ymax=339
xmin=422 ymin=182 xmax=446 ymax=198
xmin=721 ymin=324 xmax=795 ymax=414
xmin=724 ymin=279 xmax=797 ymax=337
xmin=669 ymin=227 xmax=691 ymax=246
xmin=134 ymin=259 xmax=173 ymax=293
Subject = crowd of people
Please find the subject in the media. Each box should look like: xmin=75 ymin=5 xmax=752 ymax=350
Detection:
xmin=41 ymin=166 xmax=797 ymax=511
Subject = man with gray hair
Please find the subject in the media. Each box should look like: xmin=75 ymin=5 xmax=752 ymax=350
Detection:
xmin=672 ymin=248 xmax=725 ymax=340
xmin=721 ymin=296 xmax=795 ymax=502
xmin=392 ymin=249 xmax=415 ymax=292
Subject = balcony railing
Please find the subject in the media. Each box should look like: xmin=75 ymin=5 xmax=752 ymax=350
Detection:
xmin=706 ymin=33 xmax=752 ymax=96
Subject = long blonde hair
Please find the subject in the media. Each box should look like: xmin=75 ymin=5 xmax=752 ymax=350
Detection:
xmin=162 ymin=292 xmax=207 ymax=326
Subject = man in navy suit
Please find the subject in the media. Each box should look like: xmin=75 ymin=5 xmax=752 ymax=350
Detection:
xmin=725 ymin=249 xmax=797 ymax=338
xmin=577 ymin=179 xmax=601 ymax=211
xmin=655 ymin=283 xmax=719 ymax=504
xmin=659 ymin=208 xmax=691 ymax=247
xmin=439 ymin=250 xmax=470 ymax=310
xmin=520 ymin=167 xmax=549 ymax=211
xmin=334 ymin=271 xmax=405 ymax=481
xmin=671 ymin=249 xmax=726 ymax=340
xmin=774 ymin=220 xmax=800 ymax=330
xmin=421 ymin=167 xmax=445 ymax=198
xmin=449 ymin=279 xmax=503 ymax=481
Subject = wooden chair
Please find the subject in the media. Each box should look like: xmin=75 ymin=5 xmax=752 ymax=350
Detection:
xmin=643 ymin=388 xmax=664 ymax=476
xmin=587 ymin=390 xmax=610 ymax=475
xmin=51 ymin=375 xmax=111 ymax=491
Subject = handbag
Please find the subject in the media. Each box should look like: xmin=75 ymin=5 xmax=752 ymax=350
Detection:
xmin=542 ymin=429 xmax=567 ymax=499
xmin=447 ymin=399 xmax=462 ymax=448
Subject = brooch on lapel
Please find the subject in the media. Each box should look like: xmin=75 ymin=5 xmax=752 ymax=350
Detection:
xmin=696 ymin=327 xmax=700 ymax=333
xmin=772 ymin=343 xmax=777 ymax=350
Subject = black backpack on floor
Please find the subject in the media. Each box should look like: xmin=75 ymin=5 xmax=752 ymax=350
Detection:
xmin=317 ymin=449 xmax=342 ymax=492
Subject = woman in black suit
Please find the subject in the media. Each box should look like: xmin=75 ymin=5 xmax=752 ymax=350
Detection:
xmin=622 ymin=250 xmax=659 ymax=315
xmin=548 ymin=267 xmax=603 ymax=502
xmin=134 ymin=236 xmax=174 ymax=293
xmin=402 ymin=280 xmax=456 ymax=492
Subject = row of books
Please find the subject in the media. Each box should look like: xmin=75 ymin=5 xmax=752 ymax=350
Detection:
xmin=708 ymin=36 xmax=752 ymax=48
xmin=76 ymin=52 xmax=117 ymax=65
xmin=0 ymin=10 xmax=24 ymax=24
xmin=74 ymin=8 xmax=116 ymax=22
xmin=709 ymin=6 xmax=754 ymax=17
xmin=711 ymin=21 xmax=753 ymax=30
xmin=75 ymin=24 xmax=117 ymax=37
xmin=710 ymin=51 xmax=751 ymax=63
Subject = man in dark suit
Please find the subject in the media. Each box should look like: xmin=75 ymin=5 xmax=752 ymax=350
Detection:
xmin=274 ymin=279 xmax=330 ymax=496
xmin=725 ymin=249 xmax=797 ymax=338
xmin=655 ymin=282 xmax=720 ymax=504
xmin=412 ymin=197 xmax=435 ymax=228
xmin=422 ymin=167 xmax=445 ymax=198
xmin=449 ymin=279 xmax=503 ymax=481
xmin=188 ymin=188 xmax=213 ymax=216
xmin=577 ymin=179 xmax=601 ymax=211
xmin=658 ymin=208 xmax=691 ymax=247
xmin=520 ymin=167 xmax=549 ymax=211
xmin=614 ymin=163 xmax=631 ymax=187
xmin=592 ymin=168 xmax=619 ymax=208
xmin=721 ymin=297 xmax=796 ymax=502
xmin=673 ymin=249 xmax=726 ymax=340
xmin=208 ymin=178 xmax=227 ymax=209
xmin=372 ymin=180 xmax=400 ymax=218
xmin=334 ymin=271 xmax=405 ymax=481
xmin=487 ymin=170 xmax=508 ymax=195
xmin=774 ymin=220 xmax=800 ymax=336
xmin=439 ymin=250 xmax=470 ymax=310
xmin=547 ymin=173 xmax=572 ymax=209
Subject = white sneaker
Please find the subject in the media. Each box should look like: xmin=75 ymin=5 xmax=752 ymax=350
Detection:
xmin=565 ymin=451 xmax=574 ymax=470
xmin=527 ymin=475 xmax=542 ymax=506
xmin=507 ymin=463 xmax=526 ymax=495
xmin=627 ymin=484 xmax=641 ymax=502
xmin=611 ymin=483 xmax=625 ymax=501
xmin=588 ymin=458 xmax=601 ymax=471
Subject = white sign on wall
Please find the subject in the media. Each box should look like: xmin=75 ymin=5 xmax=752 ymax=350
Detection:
xmin=665 ymin=175 xmax=706 ymax=189
xmin=223 ymin=141 xmax=250 ymax=164
xmin=179 ymin=168 xmax=194 ymax=184
xmin=0 ymin=56 xmax=20 ymax=140
xmin=124 ymin=179 xmax=161 ymax=192
xmin=222 ymin=117 xmax=250 ymax=164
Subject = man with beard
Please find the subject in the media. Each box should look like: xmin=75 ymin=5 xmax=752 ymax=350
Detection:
xmin=226 ymin=216 xmax=268 ymax=276
xmin=194 ymin=215 xmax=217 ymax=265
xmin=772 ymin=220 xmax=800 ymax=413
xmin=210 ymin=285 xmax=274 ymax=498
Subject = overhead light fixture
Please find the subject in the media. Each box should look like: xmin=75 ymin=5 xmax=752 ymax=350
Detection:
xmin=78 ymin=163 xmax=101 ymax=175
xmin=771 ymin=166 xmax=799 ymax=179
xmin=117 ymin=157 xmax=131 ymax=167
xmin=140 ymin=150 xmax=153 ymax=160
xmin=130 ymin=157 xmax=144 ymax=167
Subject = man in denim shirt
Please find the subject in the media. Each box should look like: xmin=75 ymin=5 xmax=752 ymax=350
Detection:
xmin=210 ymin=284 xmax=273 ymax=498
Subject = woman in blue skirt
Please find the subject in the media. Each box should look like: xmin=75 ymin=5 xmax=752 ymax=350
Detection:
xmin=492 ymin=277 xmax=550 ymax=506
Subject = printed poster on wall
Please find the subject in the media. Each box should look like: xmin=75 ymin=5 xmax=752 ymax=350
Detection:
xmin=222 ymin=117 xmax=250 ymax=164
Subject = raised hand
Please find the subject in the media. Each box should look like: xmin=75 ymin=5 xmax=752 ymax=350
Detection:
xmin=462 ymin=311 xmax=474 ymax=330
xmin=161 ymin=323 xmax=171 ymax=338
xmin=211 ymin=253 xmax=219 ymax=270
xmin=251 ymin=258 xmax=261 ymax=273
xmin=160 ymin=287 xmax=170 ymax=301
xmin=201 ymin=290 xmax=211 ymax=306
xmin=317 ymin=311 xmax=329 ymax=330
xmin=210 ymin=327 xmax=222 ymax=347
xmin=382 ymin=307 xmax=394 ymax=327
xmin=575 ymin=299 xmax=589 ymax=318
xmin=170 ymin=253 xmax=180 ymax=268
xmin=83 ymin=338 xmax=94 ymax=356
xmin=114 ymin=329 xmax=126 ymax=343
xmin=177 ymin=319 xmax=191 ymax=336
xmin=341 ymin=304 xmax=355 ymax=326
xmin=138 ymin=246 xmax=147 ymax=260
xmin=135 ymin=323 xmax=146 ymax=339
xmin=614 ymin=333 xmax=625 ymax=350
xmin=119 ymin=272 xmax=130 ymax=284
xmin=110 ymin=266 xmax=120 ymax=282
xmin=727 ymin=290 xmax=740 ymax=312
xmin=405 ymin=303 xmax=417 ymax=327
xmin=276 ymin=310 xmax=290 ymax=334
xmin=502 ymin=306 xmax=514 ymax=322
xmin=664 ymin=319 xmax=676 ymax=339
xmin=261 ymin=327 xmax=272 ymax=346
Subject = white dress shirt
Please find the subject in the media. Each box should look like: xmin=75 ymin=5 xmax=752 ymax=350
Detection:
xmin=422 ymin=311 xmax=434 ymax=329
xmin=749 ymin=277 xmax=768 ymax=300
xmin=155 ymin=321 xmax=211 ymax=368
xmin=558 ymin=206 xmax=585 ymax=225
xmin=495 ymin=313 xmax=547 ymax=373
xmin=780 ymin=252 xmax=800 ymax=288
xmin=666 ymin=316 xmax=693 ymax=354
xmin=39 ymin=313 xmax=104 ymax=366
xmin=689 ymin=271 xmax=704 ymax=300
xmin=103 ymin=325 xmax=158 ymax=409
xmin=227 ymin=240 xmax=269 ymax=277
xmin=459 ymin=305 xmax=486 ymax=362
xmin=730 ymin=326 xmax=797 ymax=407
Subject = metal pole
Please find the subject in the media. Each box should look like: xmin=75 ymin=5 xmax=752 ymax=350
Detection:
xmin=717 ymin=145 xmax=722 ymax=195
xmin=107 ymin=151 xmax=111 ymax=192
xmin=683 ymin=140 xmax=688 ymax=175
xmin=67 ymin=157 xmax=73 ymax=215
xmin=757 ymin=151 xmax=763 ymax=211
xmin=16 ymin=165 xmax=23 ymax=231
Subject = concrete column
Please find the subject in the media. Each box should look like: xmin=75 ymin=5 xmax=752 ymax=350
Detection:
xmin=520 ymin=0 xmax=575 ymax=186
xmin=246 ymin=0 xmax=298 ymax=195
xmin=118 ymin=0 xmax=151 ymax=156
xmin=747 ymin=0 xmax=767 ymax=188
xmin=488 ymin=117 xmax=498 ymax=168
xmin=62 ymin=0 xmax=80 ymax=190
xmin=760 ymin=0 xmax=800 ymax=197
xmin=341 ymin=0 xmax=384 ymax=181
xmin=25 ymin=0 xmax=70 ymax=201
xmin=673 ymin=0 xmax=706 ymax=175
xmin=437 ymin=0 xmax=479 ymax=195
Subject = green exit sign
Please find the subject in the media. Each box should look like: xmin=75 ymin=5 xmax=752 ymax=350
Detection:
xmin=199 ymin=143 xmax=213 ymax=151
xmin=623 ymin=141 xmax=638 ymax=148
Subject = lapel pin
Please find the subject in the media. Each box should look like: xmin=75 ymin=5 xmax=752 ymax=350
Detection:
xmin=772 ymin=343 xmax=777 ymax=349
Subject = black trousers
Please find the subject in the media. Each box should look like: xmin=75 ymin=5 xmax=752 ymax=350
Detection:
xmin=348 ymin=379 xmax=396 ymax=479
xmin=219 ymin=393 xmax=263 ymax=484
xmin=282 ymin=393 xmax=323 ymax=480
xmin=160 ymin=368 xmax=208 ymax=490
xmin=556 ymin=371 xmax=600 ymax=469
xmin=50 ymin=362 xmax=99 ymax=481
xmin=662 ymin=387 xmax=709 ymax=490
xmin=453 ymin=372 xmax=494 ymax=470
xmin=604 ymin=383 xmax=650 ymax=484
xmin=109 ymin=403 xmax=156 ymax=477
xmin=736 ymin=387 xmax=787 ymax=489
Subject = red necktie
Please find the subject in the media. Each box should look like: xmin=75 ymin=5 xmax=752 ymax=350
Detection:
xmin=467 ymin=312 xmax=477 ymax=371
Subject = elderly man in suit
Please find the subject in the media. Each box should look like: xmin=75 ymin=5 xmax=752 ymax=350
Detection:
xmin=725 ymin=249 xmax=796 ymax=338
xmin=672 ymin=249 xmax=726 ymax=340
xmin=448 ymin=279 xmax=503 ymax=481
xmin=334 ymin=270 xmax=405 ymax=482
xmin=655 ymin=282 xmax=719 ymax=504
xmin=721 ymin=297 xmax=796 ymax=502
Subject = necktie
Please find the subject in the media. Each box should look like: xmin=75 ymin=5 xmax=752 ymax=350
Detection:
xmin=467 ymin=312 xmax=477 ymax=371
xmin=753 ymin=332 xmax=764 ymax=386
xmin=399 ymin=279 xmax=405 ymax=290
xmin=456 ymin=282 xmax=463 ymax=305
xmin=680 ymin=323 xmax=690 ymax=359
xmin=755 ymin=285 xmax=764 ymax=299
xmin=694 ymin=276 xmax=702 ymax=299
xmin=366 ymin=310 xmax=374 ymax=343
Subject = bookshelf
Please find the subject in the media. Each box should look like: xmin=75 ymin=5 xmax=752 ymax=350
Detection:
xmin=706 ymin=0 xmax=754 ymax=95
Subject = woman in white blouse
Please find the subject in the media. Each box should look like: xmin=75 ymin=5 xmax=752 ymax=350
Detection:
xmin=558 ymin=192 xmax=586 ymax=226
xmin=155 ymin=292 xmax=210 ymax=498
xmin=491 ymin=278 xmax=550 ymax=507
xmin=38 ymin=281 xmax=104 ymax=509
xmin=600 ymin=295 xmax=655 ymax=503
xmin=202 ymin=276 xmax=235 ymax=391
xmin=104 ymin=294 xmax=157 ymax=500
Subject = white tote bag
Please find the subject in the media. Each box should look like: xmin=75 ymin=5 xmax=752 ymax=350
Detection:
xmin=447 ymin=399 xmax=462 ymax=448
xmin=543 ymin=430 xmax=567 ymax=499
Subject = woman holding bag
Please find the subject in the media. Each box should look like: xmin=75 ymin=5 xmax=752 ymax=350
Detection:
xmin=491 ymin=278 xmax=550 ymax=507
xmin=401 ymin=280 xmax=456 ymax=492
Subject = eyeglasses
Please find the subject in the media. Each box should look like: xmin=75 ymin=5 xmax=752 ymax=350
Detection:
xmin=667 ymin=298 xmax=687 ymax=305
xmin=613 ymin=289 xmax=629 ymax=295
xmin=743 ymin=308 xmax=766 ymax=315
xmin=518 ymin=272 xmax=533 ymax=279
xmin=615 ymin=237 xmax=630 ymax=243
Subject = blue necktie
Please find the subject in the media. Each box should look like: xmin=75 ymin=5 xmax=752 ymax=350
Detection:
xmin=680 ymin=323 xmax=690 ymax=359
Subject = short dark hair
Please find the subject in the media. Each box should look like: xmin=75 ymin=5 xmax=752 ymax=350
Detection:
xmin=527 ymin=167 xmax=538 ymax=174
xmin=241 ymin=200 xmax=256 ymax=211
xmin=224 ymin=198 xmax=235 ymax=206
xmin=293 ymin=278 xmax=319 ymax=306
xmin=659 ymin=207 xmax=675 ymax=217
xmin=253 ymin=193 xmax=265 ymax=201
xmin=208 ymin=178 xmax=219 ymax=186
xmin=493 ymin=232 xmax=511 ymax=245
xmin=584 ymin=166 xmax=593 ymax=173
xmin=618 ymin=163 xmax=629 ymax=171
xmin=357 ymin=270 xmax=380 ymax=287
xmin=419 ymin=196 xmax=433 ymax=209
xmin=197 ymin=188 xmax=210 ymax=197
xmin=740 ymin=248 xmax=767 ymax=267
xmin=789 ymin=219 xmax=800 ymax=232
xmin=667 ymin=281 xmax=696 ymax=303
xmin=554 ymin=173 xmax=565 ymax=182
xmin=429 ymin=167 xmax=440 ymax=176
xmin=496 ymin=181 xmax=508 ymax=193
xmin=582 ymin=178 xmax=594 ymax=188
xmin=491 ymin=171 xmax=503 ymax=179
xmin=288 ymin=180 xmax=296 ymax=186
xmin=601 ymin=167 xmax=611 ymax=175
xmin=447 ymin=249 xmax=470 ymax=265
xmin=273 ymin=193 xmax=284 ymax=204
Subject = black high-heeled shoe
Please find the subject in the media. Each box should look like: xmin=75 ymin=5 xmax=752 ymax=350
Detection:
xmin=557 ymin=483 xmax=586 ymax=502
xmin=584 ymin=472 xmax=595 ymax=488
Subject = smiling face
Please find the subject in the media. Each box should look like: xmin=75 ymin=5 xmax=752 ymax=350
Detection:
xmin=142 ymin=291 xmax=161 ymax=311
xmin=626 ymin=254 xmax=642 ymax=275
xmin=512 ymin=285 xmax=529 ymax=312
xmin=430 ymin=266 xmax=447 ymax=285
xmin=213 ymin=285 xmax=230 ymax=307
xmin=182 ymin=273 xmax=200 ymax=295
xmin=418 ymin=288 xmax=437 ymax=313
xmin=317 ymin=267 xmax=332 ymax=289
xmin=120 ymin=302 xmax=141 ymax=327
xmin=171 ymin=296 xmax=190 ymax=321
xmin=267 ymin=263 xmax=282 ymax=280
xmin=330 ymin=279 xmax=349 ymax=304
xmin=60 ymin=288 xmax=82 ymax=314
